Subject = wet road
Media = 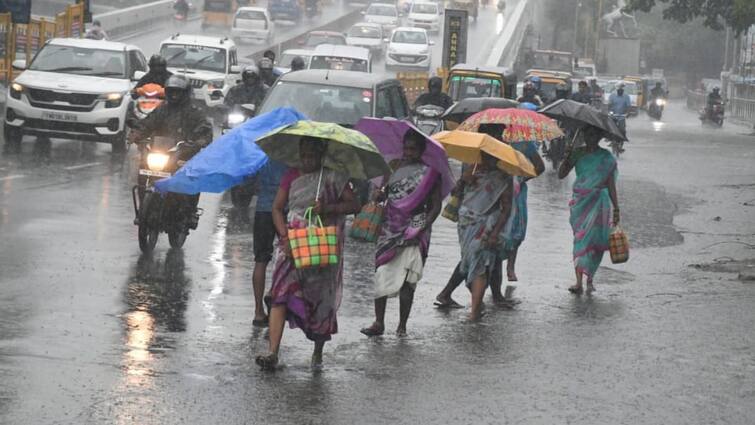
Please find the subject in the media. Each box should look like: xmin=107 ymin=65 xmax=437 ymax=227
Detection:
xmin=3 ymin=95 xmax=755 ymax=423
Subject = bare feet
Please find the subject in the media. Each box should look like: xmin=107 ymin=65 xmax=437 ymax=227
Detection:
xmin=586 ymin=282 xmax=596 ymax=294
xmin=507 ymin=270 xmax=518 ymax=282
xmin=568 ymin=285 xmax=583 ymax=295
xmin=396 ymin=327 xmax=407 ymax=338
xmin=360 ymin=322 xmax=385 ymax=337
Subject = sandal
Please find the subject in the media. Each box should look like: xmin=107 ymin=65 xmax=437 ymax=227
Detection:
xmin=434 ymin=296 xmax=463 ymax=309
xmin=568 ymin=285 xmax=584 ymax=295
xmin=360 ymin=323 xmax=385 ymax=337
xmin=255 ymin=352 xmax=278 ymax=371
xmin=252 ymin=316 xmax=269 ymax=328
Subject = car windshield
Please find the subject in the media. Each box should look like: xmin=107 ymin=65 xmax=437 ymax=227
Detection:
xmin=236 ymin=10 xmax=266 ymax=20
xmin=305 ymin=35 xmax=346 ymax=47
xmin=160 ymin=44 xmax=226 ymax=73
xmin=279 ymin=53 xmax=311 ymax=68
xmin=348 ymin=25 xmax=381 ymax=38
xmin=310 ymin=56 xmax=369 ymax=72
xmin=411 ymin=3 xmax=437 ymax=13
xmin=392 ymin=31 xmax=427 ymax=44
xmin=367 ymin=5 xmax=397 ymax=16
xmin=449 ymin=76 xmax=502 ymax=100
xmin=29 ymin=45 xmax=128 ymax=78
xmin=259 ymin=81 xmax=372 ymax=125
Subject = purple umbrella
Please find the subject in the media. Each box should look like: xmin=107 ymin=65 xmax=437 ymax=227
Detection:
xmin=355 ymin=118 xmax=455 ymax=197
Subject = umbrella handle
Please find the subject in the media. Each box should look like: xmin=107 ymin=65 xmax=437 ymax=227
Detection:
xmin=567 ymin=127 xmax=581 ymax=150
xmin=315 ymin=166 xmax=324 ymax=203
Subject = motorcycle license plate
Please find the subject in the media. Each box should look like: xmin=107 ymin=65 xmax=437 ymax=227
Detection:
xmin=41 ymin=111 xmax=77 ymax=122
xmin=139 ymin=169 xmax=172 ymax=178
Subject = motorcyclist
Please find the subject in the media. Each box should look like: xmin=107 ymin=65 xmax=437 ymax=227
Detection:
xmin=263 ymin=50 xmax=284 ymax=79
xmin=571 ymin=80 xmax=592 ymax=104
xmin=517 ymin=82 xmax=544 ymax=108
xmin=258 ymin=57 xmax=278 ymax=87
xmin=84 ymin=20 xmax=108 ymax=40
xmin=554 ymin=82 xmax=570 ymax=103
xmin=289 ymin=56 xmax=306 ymax=72
xmin=608 ymin=83 xmax=631 ymax=116
xmin=649 ymin=82 xmax=665 ymax=101
xmin=128 ymin=75 xmax=212 ymax=226
xmin=224 ymin=65 xmax=269 ymax=109
xmin=133 ymin=55 xmax=173 ymax=92
xmin=173 ymin=0 xmax=190 ymax=17
xmin=707 ymin=87 xmax=723 ymax=107
xmin=414 ymin=76 xmax=453 ymax=111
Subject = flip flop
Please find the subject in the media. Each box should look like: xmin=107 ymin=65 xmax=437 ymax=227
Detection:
xmin=568 ymin=286 xmax=584 ymax=295
xmin=434 ymin=298 xmax=464 ymax=309
xmin=360 ymin=325 xmax=384 ymax=337
xmin=252 ymin=317 xmax=269 ymax=328
xmin=255 ymin=352 xmax=278 ymax=371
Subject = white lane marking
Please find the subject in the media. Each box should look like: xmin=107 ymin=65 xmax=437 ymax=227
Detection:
xmin=0 ymin=174 xmax=25 ymax=181
xmin=64 ymin=162 xmax=102 ymax=171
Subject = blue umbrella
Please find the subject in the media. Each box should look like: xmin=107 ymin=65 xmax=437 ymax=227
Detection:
xmin=155 ymin=107 xmax=306 ymax=194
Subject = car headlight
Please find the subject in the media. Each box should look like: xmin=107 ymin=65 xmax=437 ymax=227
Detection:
xmin=9 ymin=82 xmax=23 ymax=100
xmin=147 ymin=152 xmax=170 ymax=171
xmin=102 ymin=92 xmax=125 ymax=108
xmin=227 ymin=113 xmax=246 ymax=126
xmin=208 ymin=79 xmax=225 ymax=90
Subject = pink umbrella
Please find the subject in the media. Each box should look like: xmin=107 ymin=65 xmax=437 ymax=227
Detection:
xmin=354 ymin=118 xmax=455 ymax=197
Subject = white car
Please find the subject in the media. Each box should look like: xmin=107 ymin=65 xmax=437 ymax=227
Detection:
xmin=363 ymin=3 xmax=401 ymax=34
xmin=345 ymin=23 xmax=385 ymax=56
xmin=4 ymin=38 xmax=147 ymax=152
xmin=385 ymin=27 xmax=433 ymax=70
xmin=277 ymin=49 xmax=313 ymax=74
xmin=159 ymin=34 xmax=242 ymax=108
xmin=231 ymin=7 xmax=275 ymax=44
xmin=407 ymin=2 xmax=441 ymax=33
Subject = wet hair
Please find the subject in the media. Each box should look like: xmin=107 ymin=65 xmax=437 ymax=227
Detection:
xmin=478 ymin=123 xmax=506 ymax=140
xmin=263 ymin=50 xmax=276 ymax=61
xmin=404 ymin=130 xmax=427 ymax=153
xmin=299 ymin=136 xmax=328 ymax=156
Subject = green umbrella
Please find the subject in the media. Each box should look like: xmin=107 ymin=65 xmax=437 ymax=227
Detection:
xmin=257 ymin=121 xmax=391 ymax=180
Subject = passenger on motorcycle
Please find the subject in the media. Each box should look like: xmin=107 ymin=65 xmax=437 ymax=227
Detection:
xmin=571 ymin=80 xmax=592 ymax=104
xmin=263 ymin=50 xmax=284 ymax=79
xmin=258 ymin=57 xmax=278 ymax=87
xmin=608 ymin=84 xmax=631 ymax=116
xmin=133 ymin=55 xmax=173 ymax=93
xmin=517 ymin=82 xmax=544 ymax=108
xmin=128 ymin=76 xmax=213 ymax=225
xmin=224 ymin=65 xmax=269 ymax=108
xmin=414 ymin=76 xmax=453 ymax=111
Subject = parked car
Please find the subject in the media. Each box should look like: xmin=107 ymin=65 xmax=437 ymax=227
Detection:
xmin=277 ymin=49 xmax=313 ymax=73
xmin=407 ymin=1 xmax=441 ymax=33
xmin=4 ymin=38 xmax=147 ymax=153
xmin=385 ymin=27 xmax=433 ymax=70
xmin=267 ymin=0 xmax=302 ymax=22
xmin=345 ymin=23 xmax=385 ymax=56
xmin=363 ymin=3 xmax=401 ymax=34
xmin=258 ymin=69 xmax=410 ymax=126
xmin=231 ymin=7 xmax=275 ymax=44
xmin=309 ymin=44 xmax=371 ymax=73
xmin=159 ymin=34 xmax=242 ymax=108
xmin=300 ymin=30 xmax=347 ymax=48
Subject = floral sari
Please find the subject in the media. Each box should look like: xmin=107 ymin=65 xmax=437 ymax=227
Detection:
xmin=270 ymin=168 xmax=349 ymax=342
xmin=504 ymin=141 xmax=539 ymax=250
xmin=569 ymin=147 xmax=617 ymax=279
xmin=457 ymin=169 xmax=512 ymax=286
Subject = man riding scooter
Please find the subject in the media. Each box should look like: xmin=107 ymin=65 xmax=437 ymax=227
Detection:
xmin=608 ymin=83 xmax=631 ymax=154
xmin=413 ymin=77 xmax=452 ymax=135
xmin=647 ymin=82 xmax=667 ymax=120
xmin=225 ymin=65 xmax=269 ymax=110
xmin=702 ymin=87 xmax=725 ymax=126
xmin=133 ymin=55 xmax=173 ymax=92
xmin=415 ymin=76 xmax=453 ymax=110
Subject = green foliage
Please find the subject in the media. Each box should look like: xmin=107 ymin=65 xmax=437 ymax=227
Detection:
xmin=626 ymin=0 xmax=755 ymax=33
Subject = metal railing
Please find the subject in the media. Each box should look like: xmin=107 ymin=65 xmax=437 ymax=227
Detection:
xmin=729 ymin=96 xmax=755 ymax=123
xmin=487 ymin=0 xmax=533 ymax=68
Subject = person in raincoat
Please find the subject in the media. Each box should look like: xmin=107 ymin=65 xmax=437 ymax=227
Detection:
xmin=360 ymin=130 xmax=442 ymax=338
xmin=256 ymin=137 xmax=360 ymax=370
xmin=558 ymin=125 xmax=620 ymax=294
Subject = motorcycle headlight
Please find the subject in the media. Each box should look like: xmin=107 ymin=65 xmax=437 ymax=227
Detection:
xmin=208 ymin=79 xmax=225 ymax=90
xmin=655 ymin=98 xmax=666 ymax=106
xmin=147 ymin=152 xmax=170 ymax=171
xmin=227 ymin=113 xmax=245 ymax=126
xmin=9 ymin=82 xmax=23 ymax=100
xmin=102 ymin=92 xmax=125 ymax=108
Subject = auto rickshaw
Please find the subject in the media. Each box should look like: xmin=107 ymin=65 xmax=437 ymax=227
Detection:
xmin=623 ymin=75 xmax=645 ymax=110
xmin=525 ymin=69 xmax=573 ymax=104
xmin=447 ymin=64 xmax=518 ymax=102
xmin=202 ymin=0 xmax=254 ymax=28
xmin=449 ymin=0 xmax=479 ymax=20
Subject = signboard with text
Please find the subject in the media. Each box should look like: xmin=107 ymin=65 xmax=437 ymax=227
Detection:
xmin=442 ymin=9 xmax=468 ymax=69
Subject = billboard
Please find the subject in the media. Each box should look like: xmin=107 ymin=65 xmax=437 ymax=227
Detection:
xmin=442 ymin=9 xmax=468 ymax=69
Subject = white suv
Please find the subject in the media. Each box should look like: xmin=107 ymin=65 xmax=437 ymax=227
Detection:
xmin=4 ymin=38 xmax=147 ymax=152
xmin=158 ymin=34 xmax=242 ymax=109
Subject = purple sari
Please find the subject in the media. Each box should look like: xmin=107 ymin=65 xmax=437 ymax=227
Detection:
xmin=375 ymin=163 xmax=440 ymax=268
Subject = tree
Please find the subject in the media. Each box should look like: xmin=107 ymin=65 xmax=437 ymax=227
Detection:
xmin=626 ymin=0 xmax=755 ymax=34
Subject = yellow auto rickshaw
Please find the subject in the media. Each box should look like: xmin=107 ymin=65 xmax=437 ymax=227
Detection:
xmin=447 ymin=64 xmax=518 ymax=102
xmin=623 ymin=75 xmax=645 ymax=110
xmin=202 ymin=0 xmax=254 ymax=28
xmin=525 ymin=69 xmax=573 ymax=104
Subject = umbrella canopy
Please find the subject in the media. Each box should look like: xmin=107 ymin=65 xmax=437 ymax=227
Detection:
xmin=257 ymin=121 xmax=391 ymax=180
xmin=434 ymin=130 xmax=537 ymax=178
xmin=354 ymin=118 xmax=455 ymax=197
xmin=539 ymin=99 xmax=626 ymax=142
xmin=154 ymin=107 xmax=305 ymax=194
xmin=442 ymin=97 xmax=519 ymax=124
xmin=457 ymin=108 xmax=564 ymax=142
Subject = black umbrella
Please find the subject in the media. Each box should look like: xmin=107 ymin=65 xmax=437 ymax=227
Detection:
xmin=539 ymin=99 xmax=627 ymax=142
xmin=442 ymin=97 xmax=519 ymax=124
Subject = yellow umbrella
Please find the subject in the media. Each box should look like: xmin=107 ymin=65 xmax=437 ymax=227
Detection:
xmin=434 ymin=130 xmax=537 ymax=178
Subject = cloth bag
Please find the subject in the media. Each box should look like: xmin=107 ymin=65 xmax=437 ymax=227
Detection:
xmin=288 ymin=207 xmax=339 ymax=269
xmin=609 ymin=226 xmax=629 ymax=264
xmin=350 ymin=202 xmax=384 ymax=242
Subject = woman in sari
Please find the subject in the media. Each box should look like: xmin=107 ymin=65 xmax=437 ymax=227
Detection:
xmin=361 ymin=131 xmax=442 ymax=337
xmin=457 ymin=152 xmax=513 ymax=320
xmin=256 ymin=137 xmax=360 ymax=370
xmin=558 ymin=125 xmax=620 ymax=294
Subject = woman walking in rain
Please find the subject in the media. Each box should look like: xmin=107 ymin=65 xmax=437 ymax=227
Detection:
xmin=256 ymin=138 xmax=360 ymax=370
xmin=360 ymin=131 xmax=442 ymax=337
xmin=558 ymin=125 xmax=620 ymax=294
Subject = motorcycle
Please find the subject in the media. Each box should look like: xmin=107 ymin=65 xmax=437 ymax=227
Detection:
xmin=648 ymin=97 xmax=666 ymax=120
xmin=700 ymin=101 xmax=725 ymax=127
xmin=131 ymin=136 xmax=200 ymax=252
xmin=132 ymin=83 xmax=165 ymax=121
xmin=413 ymin=105 xmax=445 ymax=136
xmin=220 ymin=103 xmax=258 ymax=208
xmin=173 ymin=1 xmax=192 ymax=24
xmin=609 ymin=112 xmax=627 ymax=157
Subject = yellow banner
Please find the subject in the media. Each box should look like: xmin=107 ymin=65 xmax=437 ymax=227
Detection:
xmin=0 ymin=13 xmax=11 ymax=84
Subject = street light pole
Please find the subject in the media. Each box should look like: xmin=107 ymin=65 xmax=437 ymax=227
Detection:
xmin=573 ymin=2 xmax=582 ymax=55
